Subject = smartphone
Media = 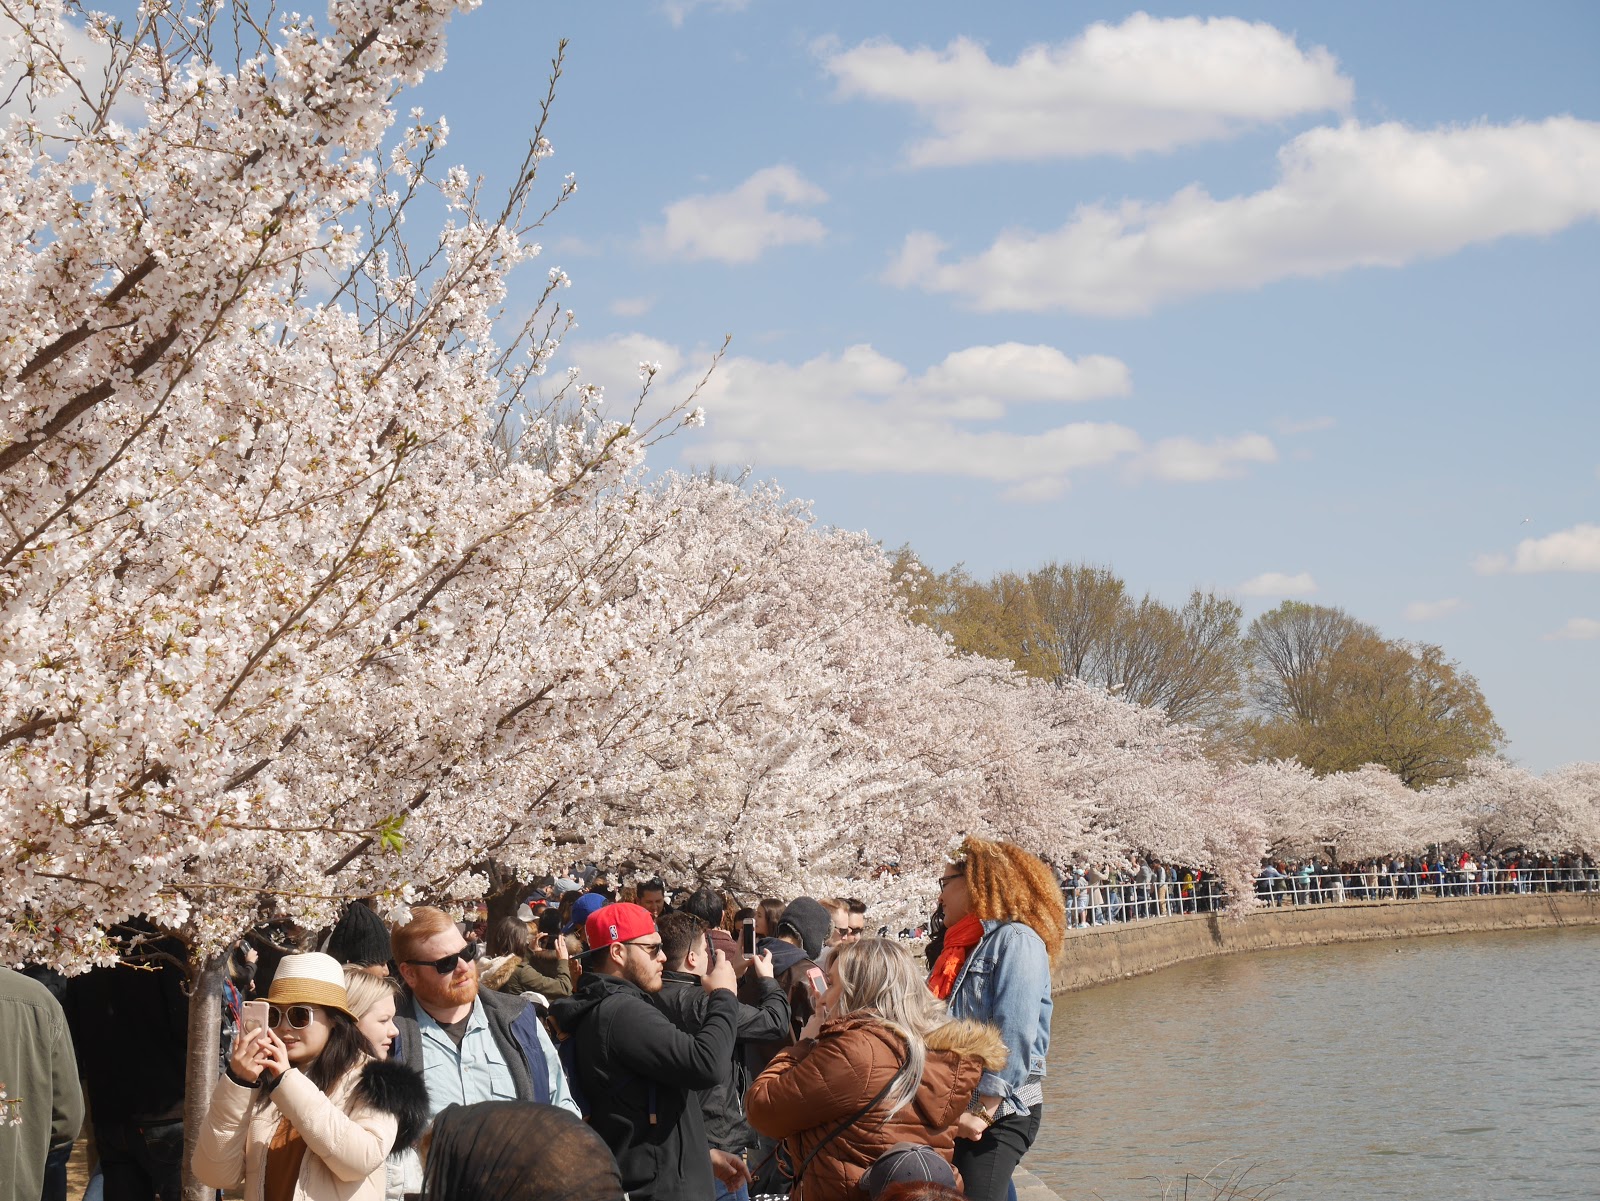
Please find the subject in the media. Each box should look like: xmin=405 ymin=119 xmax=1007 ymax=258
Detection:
xmin=240 ymin=1000 xmax=270 ymax=1037
xmin=741 ymin=917 xmax=758 ymax=957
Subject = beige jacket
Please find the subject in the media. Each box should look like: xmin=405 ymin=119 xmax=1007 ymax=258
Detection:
xmin=192 ymin=1063 xmax=397 ymax=1201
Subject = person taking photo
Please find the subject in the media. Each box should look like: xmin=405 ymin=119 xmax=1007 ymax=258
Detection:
xmin=192 ymin=952 xmax=428 ymax=1201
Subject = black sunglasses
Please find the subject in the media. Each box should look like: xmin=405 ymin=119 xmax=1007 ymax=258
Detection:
xmin=404 ymin=943 xmax=482 ymax=974
xmin=938 ymin=874 xmax=964 ymax=888
xmin=268 ymin=1004 xmax=318 ymax=1030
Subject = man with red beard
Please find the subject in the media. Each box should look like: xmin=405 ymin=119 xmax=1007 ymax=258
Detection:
xmin=391 ymin=905 xmax=577 ymax=1118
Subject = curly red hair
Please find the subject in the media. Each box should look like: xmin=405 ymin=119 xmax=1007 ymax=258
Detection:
xmin=954 ymin=836 xmax=1066 ymax=956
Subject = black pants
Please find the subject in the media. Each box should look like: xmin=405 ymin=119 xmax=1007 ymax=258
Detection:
xmin=95 ymin=1119 xmax=185 ymax=1201
xmin=953 ymin=1104 xmax=1042 ymax=1201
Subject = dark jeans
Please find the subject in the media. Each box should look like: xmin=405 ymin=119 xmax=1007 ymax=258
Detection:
xmin=953 ymin=1104 xmax=1043 ymax=1201
xmin=43 ymin=1143 xmax=72 ymax=1201
xmin=95 ymin=1119 xmax=185 ymax=1201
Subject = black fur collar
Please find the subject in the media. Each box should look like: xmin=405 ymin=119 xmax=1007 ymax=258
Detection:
xmin=354 ymin=1058 xmax=431 ymax=1153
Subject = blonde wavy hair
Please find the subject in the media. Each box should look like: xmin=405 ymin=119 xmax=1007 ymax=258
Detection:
xmin=954 ymin=835 xmax=1066 ymax=956
xmin=828 ymin=937 xmax=948 ymax=1117
xmin=341 ymin=965 xmax=398 ymax=1019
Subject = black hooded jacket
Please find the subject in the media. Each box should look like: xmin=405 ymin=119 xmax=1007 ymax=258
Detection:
xmin=656 ymin=968 xmax=790 ymax=1153
xmin=740 ymin=937 xmax=823 ymax=1080
xmin=549 ymin=971 xmax=738 ymax=1201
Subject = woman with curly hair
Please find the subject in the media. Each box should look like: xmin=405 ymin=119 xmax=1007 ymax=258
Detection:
xmin=926 ymin=836 xmax=1065 ymax=1201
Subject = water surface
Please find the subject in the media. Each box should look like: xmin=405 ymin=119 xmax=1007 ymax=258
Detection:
xmin=1029 ymin=926 xmax=1600 ymax=1200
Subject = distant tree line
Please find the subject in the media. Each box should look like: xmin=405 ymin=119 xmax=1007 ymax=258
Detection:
xmin=892 ymin=554 xmax=1504 ymax=789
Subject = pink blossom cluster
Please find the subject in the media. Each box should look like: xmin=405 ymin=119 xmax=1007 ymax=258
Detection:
xmin=1 ymin=5 xmax=1594 ymax=970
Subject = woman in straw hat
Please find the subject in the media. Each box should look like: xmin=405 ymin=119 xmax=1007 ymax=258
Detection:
xmin=194 ymin=951 xmax=429 ymax=1201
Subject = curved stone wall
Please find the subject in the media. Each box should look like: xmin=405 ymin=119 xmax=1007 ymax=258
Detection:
xmin=1051 ymin=892 xmax=1600 ymax=994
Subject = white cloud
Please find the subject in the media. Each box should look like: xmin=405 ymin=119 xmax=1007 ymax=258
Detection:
xmin=1132 ymin=433 xmax=1277 ymax=482
xmin=1273 ymin=415 xmax=1336 ymax=436
xmin=822 ymin=14 xmax=1351 ymax=165
xmin=644 ymin=165 xmax=827 ymax=264
xmin=0 ymin=18 xmax=143 ymax=131
xmin=570 ymin=335 xmax=1268 ymax=501
xmin=886 ymin=117 xmax=1600 ymax=315
xmin=609 ymin=296 xmax=656 ymax=318
xmin=1474 ymin=523 xmax=1600 ymax=574
xmin=1545 ymin=618 xmax=1600 ymax=641
xmin=1239 ymin=571 xmax=1318 ymax=597
xmin=1404 ymin=598 xmax=1464 ymax=621
xmin=658 ymin=0 xmax=749 ymax=26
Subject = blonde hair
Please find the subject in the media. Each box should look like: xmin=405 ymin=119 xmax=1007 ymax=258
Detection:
xmin=957 ymin=836 xmax=1066 ymax=956
xmin=829 ymin=937 xmax=948 ymax=1117
xmin=391 ymin=905 xmax=456 ymax=965
xmin=342 ymin=966 xmax=399 ymax=1019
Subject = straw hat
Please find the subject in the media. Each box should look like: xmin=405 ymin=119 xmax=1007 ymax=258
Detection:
xmin=267 ymin=952 xmax=356 ymax=1017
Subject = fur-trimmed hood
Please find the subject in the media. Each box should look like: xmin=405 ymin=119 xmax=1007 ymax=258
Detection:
xmin=352 ymin=1057 xmax=431 ymax=1153
xmin=925 ymin=1017 xmax=1008 ymax=1073
xmin=478 ymin=953 xmax=522 ymax=993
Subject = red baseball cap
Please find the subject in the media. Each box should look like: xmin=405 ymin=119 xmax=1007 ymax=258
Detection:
xmin=585 ymin=902 xmax=657 ymax=951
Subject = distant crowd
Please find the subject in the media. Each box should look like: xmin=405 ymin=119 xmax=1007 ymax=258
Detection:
xmin=1052 ymin=849 xmax=1599 ymax=930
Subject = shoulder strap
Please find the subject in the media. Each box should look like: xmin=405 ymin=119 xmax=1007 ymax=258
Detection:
xmin=787 ymin=1068 xmax=899 ymax=1189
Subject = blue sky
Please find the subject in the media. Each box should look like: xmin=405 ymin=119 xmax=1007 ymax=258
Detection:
xmin=397 ymin=2 xmax=1600 ymax=771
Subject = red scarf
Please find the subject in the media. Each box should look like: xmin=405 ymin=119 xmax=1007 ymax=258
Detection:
xmin=928 ymin=913 xmax=984 ymax=1000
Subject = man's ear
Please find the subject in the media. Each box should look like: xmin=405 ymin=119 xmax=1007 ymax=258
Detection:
xmin=608 ymin=942 xmax=627 ymax=971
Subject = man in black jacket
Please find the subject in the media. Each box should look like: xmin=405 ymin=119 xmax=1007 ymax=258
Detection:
xmin=551 ymin=902 xmax=741 ymax=1201
xmin=657 ymin=912 xmax=790 ymax=1201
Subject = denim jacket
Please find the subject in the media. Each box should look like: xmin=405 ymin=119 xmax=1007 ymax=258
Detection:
xmin=944 ymin=919 xmax=1052 ymax=1118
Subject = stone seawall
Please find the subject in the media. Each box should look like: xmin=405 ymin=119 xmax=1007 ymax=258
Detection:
xmin=1051 ymin=892 xmax=1600 ymax=994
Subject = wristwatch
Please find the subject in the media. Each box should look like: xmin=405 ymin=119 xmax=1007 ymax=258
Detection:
xmin=965 ymin=1096 xmax=996 ymax=1126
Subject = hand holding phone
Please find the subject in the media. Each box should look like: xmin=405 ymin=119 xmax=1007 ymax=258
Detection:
xmin=740 ymin=917 xmax=758 ymax=957
xmin=240 ymin=1000 xmax=270 ymax=1037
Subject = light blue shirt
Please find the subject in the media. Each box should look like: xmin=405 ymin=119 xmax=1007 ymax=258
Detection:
xmin=417 ymin=997 xmax=518 ymax=1116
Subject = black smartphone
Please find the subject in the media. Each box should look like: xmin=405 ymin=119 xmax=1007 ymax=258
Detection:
xmin=741 ymin=917 xmax=758 ymax=956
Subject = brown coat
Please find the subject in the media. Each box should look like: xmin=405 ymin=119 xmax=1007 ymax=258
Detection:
xmin=746 ymin=1015 xmax=1007 ymax=1201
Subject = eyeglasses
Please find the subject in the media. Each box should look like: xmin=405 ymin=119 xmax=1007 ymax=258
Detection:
xmin=268 ymin=1004 xmax=319 ymax=1030
xmin=623 ymin=939 xmax=665 ymax=958
xmin=835 ymin=926 xmax=862 ymax=939
xmin=938 ymin=874 xmax=964 ymax=889
xmin=403 ymin=943 xmax=482 ymax=974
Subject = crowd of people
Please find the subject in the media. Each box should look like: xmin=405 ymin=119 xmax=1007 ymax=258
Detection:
xmin=1053 ymin=849 xmax=1600 ymax=929
xmin=1 ymin=836 xmax=1066 ymax=1201
xmin=10 ymin=838 xmax=1587 ymax=1201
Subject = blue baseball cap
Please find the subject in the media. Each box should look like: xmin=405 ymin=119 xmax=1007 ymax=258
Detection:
xmin=562 ymin=892 xmax=608 ymax=936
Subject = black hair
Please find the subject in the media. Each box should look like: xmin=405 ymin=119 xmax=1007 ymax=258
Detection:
xmin=657 ymin=911 xmax=707 ymax=970
xmin=637 ymin=878 xmax=666 ymax=897
xmin=305 ymin=1008 xmax=369 ymax=1093
xmin=680 ymin=886 xmax=725 ymax=929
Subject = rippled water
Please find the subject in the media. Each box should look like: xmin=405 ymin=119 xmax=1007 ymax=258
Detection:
xmin=1027 ymin=926 xmax=1600 ymax=1200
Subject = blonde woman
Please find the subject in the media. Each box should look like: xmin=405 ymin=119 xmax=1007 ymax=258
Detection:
xmin=193 ymin=953 xmax=428 ymax=1201
xmin=342 ymin=969 xmax=400 ymax=1060
xmin=926 ymin=836 xmax=1065 ymax=1201
xmin=746 ymin=938 xmax=1004 ymax=1201
xmin=341 ymin=968 xmax=422 ymax=1201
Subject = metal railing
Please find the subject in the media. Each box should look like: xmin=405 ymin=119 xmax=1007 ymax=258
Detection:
xmin=1062 ymin=867 xmax=1598 ymax=927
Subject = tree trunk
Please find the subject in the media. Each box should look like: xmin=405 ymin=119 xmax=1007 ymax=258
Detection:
xmin=182 ymin=953 xmax=226 ymax=1201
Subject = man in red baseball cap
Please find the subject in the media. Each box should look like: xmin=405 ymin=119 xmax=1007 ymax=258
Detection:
xmin=551 ymin=903 xmax=745 ymax=1201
